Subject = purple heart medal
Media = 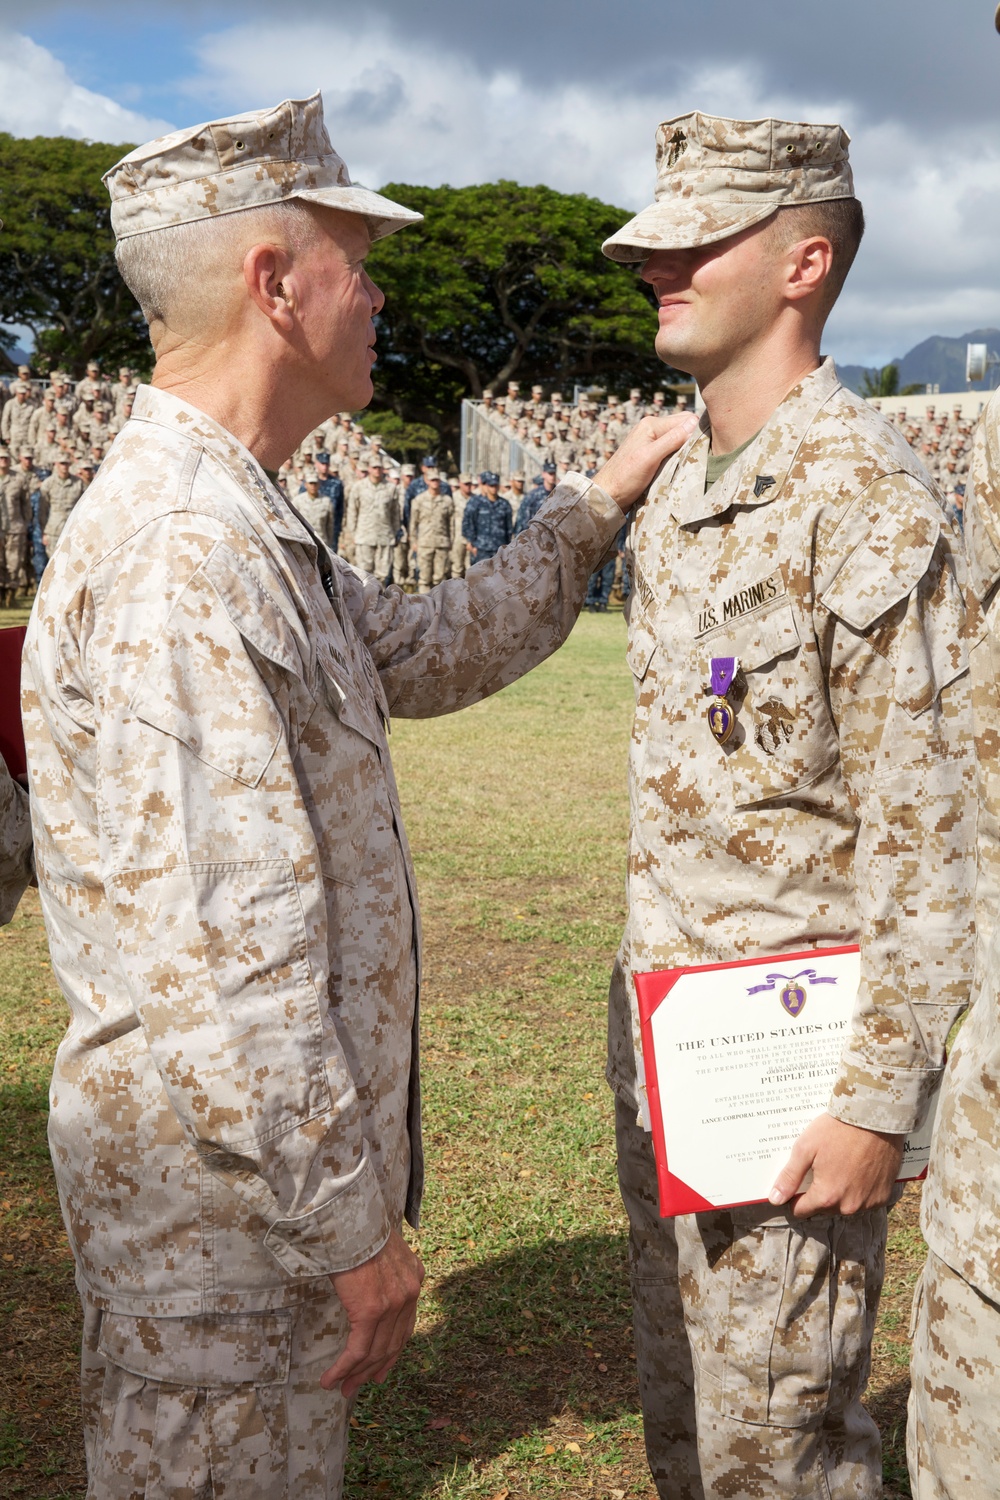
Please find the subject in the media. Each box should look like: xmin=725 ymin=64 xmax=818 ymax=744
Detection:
xmin=707 ymin=656 xmax=739 ymax=745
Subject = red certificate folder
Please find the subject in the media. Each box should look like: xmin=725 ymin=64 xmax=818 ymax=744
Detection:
xmin=636 ymin=945 xmax=929 ymax=1218
xmin=0 ymin=625 xmax=27 ymax=781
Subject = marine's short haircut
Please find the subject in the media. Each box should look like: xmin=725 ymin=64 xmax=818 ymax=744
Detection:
xmin=114 ymin=200 xmax=319 ymax=326
xmin=765 ymin=197 xmax=865 ymax=312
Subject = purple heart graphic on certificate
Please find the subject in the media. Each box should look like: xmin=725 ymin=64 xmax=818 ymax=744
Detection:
xmin=781 ymin=982 xmax=807 ymax=1017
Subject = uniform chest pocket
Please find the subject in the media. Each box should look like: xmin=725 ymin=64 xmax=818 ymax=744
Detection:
xmin=705 ymin=601 xmax=839 ymax=809
xmin=301 ymin=634 xmax=384 ymax=888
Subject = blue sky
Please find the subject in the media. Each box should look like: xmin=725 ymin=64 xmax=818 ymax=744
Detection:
xmin=2 ymin=0 xmax=1000 ymax=369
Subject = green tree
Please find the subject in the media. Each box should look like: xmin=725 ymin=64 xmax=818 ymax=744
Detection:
xmin=367 ymin=181 xmax=676 ymax=443
xmin=0 ymin=133 xmax=151 ymax=378
xmin=860 ymin=363 xmax=900 ymax=399
xmin=859 ymin=363 xmax=926 ymax=400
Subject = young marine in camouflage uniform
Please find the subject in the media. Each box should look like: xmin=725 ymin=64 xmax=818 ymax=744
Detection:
xmin=601 ymin=112 xmax=975 ymax=1499
xmin=21 ymin=91 xmax=695 ymax=1500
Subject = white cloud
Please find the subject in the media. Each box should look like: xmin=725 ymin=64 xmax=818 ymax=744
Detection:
xmin=175 ymin=19 xmax=1000 ymax=369
xmin=0 ymin=29 xmax=172 ymax=143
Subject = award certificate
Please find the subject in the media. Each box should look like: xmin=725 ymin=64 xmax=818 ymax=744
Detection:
xmin=636 ymin=945 xmax=936 ymax=1218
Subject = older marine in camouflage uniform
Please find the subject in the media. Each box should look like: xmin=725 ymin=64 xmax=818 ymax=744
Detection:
xmin=908 ymin=381 xmax=1000 ymax=1498
xmin=23 ymin=91 xmax=688 ymax=1500
xmin=601 ymin=112 xmax=975 ymax=1499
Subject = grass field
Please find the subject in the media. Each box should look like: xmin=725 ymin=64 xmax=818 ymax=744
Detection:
xmin=0 ymin=608 xmax=923 ymax=1498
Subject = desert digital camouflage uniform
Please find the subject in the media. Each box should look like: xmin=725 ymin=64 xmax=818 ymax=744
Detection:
xmin=410 ymin=484 xmax=455 ymax=592
xmin=28 ymin=397 xmax=58 ymax=450
xmin=597 ymin=111 xmax=979 ymax=1498
xmin=74 ymin=366 xmax=109 ymax=405
xmin=609 ymin=358 xmax=975 ymax=1497
xmin=348 ymin=473 xmax=400 ymax=580
xmin=2 ymin=384 xmax=37 ymax=450
xmin=295 ymin=484 xmax=336 ymax=550
xmin=37 ymin=468 xmax=84 ymax=550
xmin=0 ymin=757 xmax=33 ymax=924
xmin=908 ymin=385 xmax=1000 ymax=1498
xmin=23 ymin=377 xmax=623 ymax=1493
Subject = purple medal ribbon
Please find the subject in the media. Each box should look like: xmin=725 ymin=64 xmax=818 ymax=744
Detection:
xmin=710 ymin=657 xmax=736 ymax=697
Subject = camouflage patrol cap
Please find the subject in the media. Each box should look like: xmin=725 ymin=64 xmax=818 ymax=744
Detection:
xmin=104 ymin=90 xmax=423 ymax=243
xmin=302 ymin=466 xmax=319 ymax=483
xmin=603 ymin=112 xmax=855 ymax=261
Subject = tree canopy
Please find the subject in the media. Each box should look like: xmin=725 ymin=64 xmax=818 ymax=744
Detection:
xmin=0 ymin=144 xmax=675 ymax=429
xmin=367 ymin=180 xmax=676 ymax=440
xmin=0 ymin=133 xmax=150 ymax=377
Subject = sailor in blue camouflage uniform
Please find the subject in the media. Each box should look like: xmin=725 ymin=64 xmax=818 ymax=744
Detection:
xmin=513 ymin=460 xmax=558 ymax=535
xmin=314 ymin=451 xmax=345 ymax=553
xmin=462 ymin=470 xmax=512 ymax=563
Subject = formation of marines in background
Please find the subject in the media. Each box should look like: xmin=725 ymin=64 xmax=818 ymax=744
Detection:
xmin=0 ymin=353 xmax=980 ymax=614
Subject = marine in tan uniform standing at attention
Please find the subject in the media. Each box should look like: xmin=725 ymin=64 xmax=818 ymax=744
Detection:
xmin=409 ymin=467 xmax=454 ymax=591
xmin=21 ymin=92 xmax=695 ymax=1500
xmin=38 ymin=456 xmax=84 ymax=554
xmin=348 ymin=456 xmax=400 ymax=584
xmin=600 ymin=112 xmax=975 ymax=1499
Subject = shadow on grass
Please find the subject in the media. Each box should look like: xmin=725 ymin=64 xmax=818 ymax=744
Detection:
xmin=346 ymin=1231 xmax=642 ymax=1495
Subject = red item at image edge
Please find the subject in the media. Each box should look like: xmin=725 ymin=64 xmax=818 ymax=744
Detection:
xmin=0 ymin=625 xmax=27 ymax=780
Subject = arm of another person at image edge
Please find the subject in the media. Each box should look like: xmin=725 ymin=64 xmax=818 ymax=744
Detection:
xmin=770 ymin=482 xmax=976 ymax=1217
xmin=348 ymin=413 xmax=698 ymax=716
xmin=0 ymin=756 xmax=34 ymax=924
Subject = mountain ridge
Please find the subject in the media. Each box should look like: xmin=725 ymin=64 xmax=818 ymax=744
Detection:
xmin=838 ymin=328 xmax=1000 ymax=396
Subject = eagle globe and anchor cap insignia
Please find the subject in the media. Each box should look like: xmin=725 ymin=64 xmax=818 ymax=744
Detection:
xmin=746 ymin=966 xmax=839 ymax=1017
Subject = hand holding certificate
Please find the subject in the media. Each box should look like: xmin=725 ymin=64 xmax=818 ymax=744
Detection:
xmin=637 ymin=946 xmax=934 ymax=1218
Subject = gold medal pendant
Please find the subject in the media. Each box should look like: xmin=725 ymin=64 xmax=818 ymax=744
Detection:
xmin=707 ymin=656 xmax=739 ymax=745
xmin=707 ymin=697 xmax=735 ymax=745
